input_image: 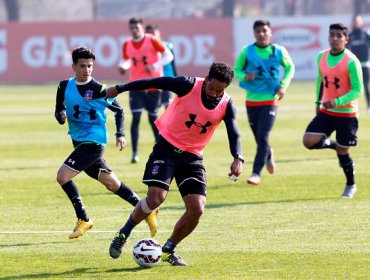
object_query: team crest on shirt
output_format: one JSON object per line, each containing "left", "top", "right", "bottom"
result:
{"left": 84, "top": 90, "right": 93, "bottom": 100}
{"left": 152, "top": 165, "right": 159, "bottom": 175}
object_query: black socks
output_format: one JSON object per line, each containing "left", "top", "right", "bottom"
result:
{"left": 337, "top": 154, "right": 355, "bottom": 186}
{"left": 115, "top": 183, "right": 140, "bottom": 206}
{"left": 61, "top": 181, "right": 89, "bottom": 221}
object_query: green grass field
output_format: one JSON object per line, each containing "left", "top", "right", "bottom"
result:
{"left": 0, "top": 81, "right": 369, "bottom": 279}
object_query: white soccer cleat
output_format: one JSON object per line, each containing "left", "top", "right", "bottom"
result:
{"left": 247, "top": 173, "right": 260, "bottom": 186}
{"left": 340, "top": 184, "right": 357, "bottom": 199}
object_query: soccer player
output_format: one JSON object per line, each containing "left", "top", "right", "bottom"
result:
{"left": 347, "top": 14, "right": 370, "bottom": 114}
{"left": 106, "top": 62, "right": 244, "bottom": 266}
{"left": 303, "top": 23, "right": 363, "bottom": 199}
{"left": 145, "top": 23, "right": 178, "bottom": 109}
{"left": 118, "top": 17, "right": 174, "bottom": 163}
{"left": 234, "top": 20, "right": 295, "bottom": 185}
{"left": 55, "top": 46, "right": 158, "bottom": 239}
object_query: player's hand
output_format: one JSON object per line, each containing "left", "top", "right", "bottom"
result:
{"left": 244, "top": 72, "right": 255, "bottom": 81}
{"left": 116, "top": 136, "right": 126, "bottom": 151}
{"left": 56, "top": 110, "right": 67, "bottom": 124}
{"left": 118, "top": 65, "right": 127, "bottom": 76}
{"left": 323, "top": 99, "right": 335, "bottom": 109}
{"left": 275, "top": 86, "right": 285, "bottom": 100}
{"left": 228, "top": 158, "right": 243, "bottom": 180}
{"left": 145, "top": 65, "right": 155, "bottom": 74}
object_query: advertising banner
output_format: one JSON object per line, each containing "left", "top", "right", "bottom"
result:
{"left": 0, "top": 18, "right": 233, "bottom": 83}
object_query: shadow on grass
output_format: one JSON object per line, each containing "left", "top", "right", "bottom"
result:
{"left": 0, "top": 267, "right": 141, "bottom": 280}
{"left": 0, "top": 240, "right": 67, "bottom": 248}
{"left": 0, "top": 266, "right": 145, "bottom": 279}
{"left": 159, "top": 196, "right": 336, "bottom": 212}
{"left": 205, "top": 197, "right": 335, "bottom": 209}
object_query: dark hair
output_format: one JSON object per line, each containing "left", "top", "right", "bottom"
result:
{"left": 329, "top": 23, "right": 348, "bottom": 36}
{"left": 145, "top": 24, "right": 158, "bottom": 33}
{"left": 71, "top": 46, "right": 95, "bottom": 64}
{"left": 129, "top": 17, "right": 143, "bottom": 25}
{"left": 208, "top": 62, "right": 234, "bottom": 86}
{"left": 253, "top": 20, "right": 271, "bottom": 30}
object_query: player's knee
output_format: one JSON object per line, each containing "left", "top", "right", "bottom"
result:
{"left": 56, "top": 175, "right": 63, "bottom": 185}
{"left": 56, "top": 170, "right": 68, "bottom": 185}
{"left": 302, "top": 135, "right": 314, "bottom": 149}
{"left": 189, "top": 208, "right": 204, "bottom": 221}
{"left": 139, "top": 197, "right": 160, "bottom": 214}
{"left": 303, "top": 140, "right": 312, "bottom": 149}
{"left": 146, "top": 196, "right": 164, "bottom": 210}
{"left": 98, "top": 169, "right": 121, "bottom": 193}
{"left": 103, "top": 182, "right": 119, "bottom": 192}
{"left": 100, "top": 175, "right": 120, "bottom": 193}
{"left": 188, "top": 204, "right": 205, "bottom": 219}
{"left": 146, "top": 191, "right": 166, "bottom": 209}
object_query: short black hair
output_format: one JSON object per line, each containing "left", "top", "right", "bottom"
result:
{"left": 208, "top": 62, "right": 234, "bottom": 86}
{"left": 71, "top": 46, "right": 95, "bottom": 64}
{"left": 145, "top": 24, "right": 158, "bottom": 33}
{"left": 129, "top": 17, "right": 143, "bottom": 25}
{"left": 253, "top": 20, "right": 271, "bottom": 30}
{"left": 329, "top": 23, "right": 348, "bottom": 36}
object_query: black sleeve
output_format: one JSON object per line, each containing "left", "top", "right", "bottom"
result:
{"left": 116, "top": 76, "right": 195, "bottom": 97}
{"left": 107, "top": 99, "right": 125, "bottom": 137}
{"left": 54, "top": 80, "right": 68, "bottom": 124}
{"left": 223, "top": 99, "right": 243, "bottom": 159}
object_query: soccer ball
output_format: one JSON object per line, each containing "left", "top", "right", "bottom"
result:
{"left": 133, "top": 238, "right": 162, "bottom": 268}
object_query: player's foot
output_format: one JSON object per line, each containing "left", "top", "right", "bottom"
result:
{"left": 131, "top": 155, "right": 139, "bottom": 164}
{"left": 367, "top": 107, "right": 370, "bottom": 114}
{"left": 69, "top": 218, "right": 94, "bottom": 239}
{"left": 109, "top": 232, "right": 127, "bottom": 259}
{"left": 340, "top": 184, "right": 357, "bottom": 199}
{"left": 266, "top": 149, "right": 276, "bottom": 174}
{"left": 247, "top": 173, "right": 260, "bottom": 186}
{"left": 162, "top": 251, "right": 188, "bottom": 266}
{"left": 145, "top": 208, "right": 159, "bottom": 237}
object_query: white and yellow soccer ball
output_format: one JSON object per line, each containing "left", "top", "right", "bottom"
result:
{"left": 133, "top": 238, "right": 162, "bottom": 268}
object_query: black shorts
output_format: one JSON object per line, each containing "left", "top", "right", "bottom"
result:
{"left": 64, "top": 142, "right": 112, "bottom": 180}
{"left": 161, "top": 90, "right": 173, "bottom": 106}
{"left": 142, "top": 137, "right": 207, "bottom": 197}
{"left": 129, "top": 90, "right": 161, "bottom": 114}
{"left": 305, "top": 112, "right": 358, "bottom": 147}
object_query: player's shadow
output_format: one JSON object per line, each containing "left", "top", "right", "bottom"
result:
{"left": 0, "top": 268, "right": 95, "bottom": 280}
{"left": 0, "top": 240, "right": 67, "bottom": 248}
{"left": 204, "top": 197, "right": 336, "bottom": 209}
{"left": 0, "top": 266, "right": 154, "bottom": 279}
{"left": 160, "top": 196, "right": 338, "bottom": 212}
{"left": 105, "top": 267, "right": 147, "bottom": 273}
